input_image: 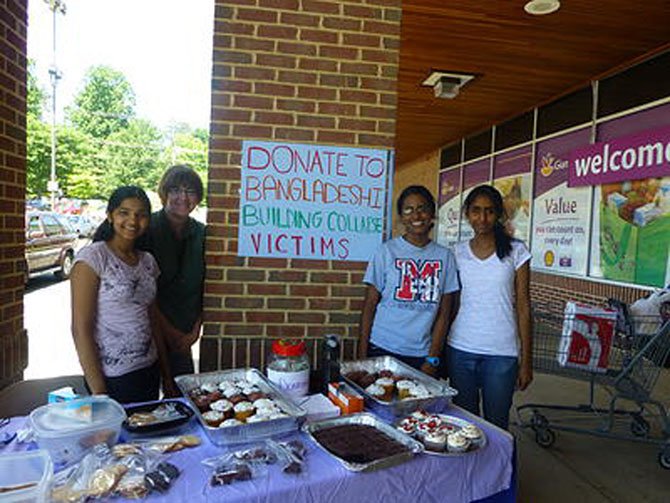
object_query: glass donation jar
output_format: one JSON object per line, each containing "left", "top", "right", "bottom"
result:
{"left": 266, "top": 339, "right": 310, "bottom": 399}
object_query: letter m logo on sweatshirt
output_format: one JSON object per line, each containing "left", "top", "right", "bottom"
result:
{"left": 394, "top": 259, "right": 442, "bottom": 303}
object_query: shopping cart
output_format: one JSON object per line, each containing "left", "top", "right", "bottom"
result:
{"left": 516, "top": 301, "right": 670, "bottom": 469}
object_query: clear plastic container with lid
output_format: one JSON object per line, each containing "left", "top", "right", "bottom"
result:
{"left": 266, "top": 339, "right": 310, "bottom": 399}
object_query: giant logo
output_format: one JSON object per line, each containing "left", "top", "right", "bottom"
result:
{"left": 394, "top": 259, "right": 442, "bottom": 303}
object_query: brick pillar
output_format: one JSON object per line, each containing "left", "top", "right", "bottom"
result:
{"left": 203, "top": 0, "right": 402, "bottom": 370}
{"left": 0, "top": 0, "right": 28, "bottom": 389}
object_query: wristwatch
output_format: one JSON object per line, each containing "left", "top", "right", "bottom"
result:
{"left": 425, "top": 356, "right": 440, "bottom": 367}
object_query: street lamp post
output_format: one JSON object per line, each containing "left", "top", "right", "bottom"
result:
{"left": 45, "top": 0, "right": 66, "bottom": 210}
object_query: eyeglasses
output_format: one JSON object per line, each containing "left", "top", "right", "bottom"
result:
{"left": 168, "top": 186, "right": 198, "bottom": 198}
{"left": 401, "top": 204, "right": 431, "bottom": 216}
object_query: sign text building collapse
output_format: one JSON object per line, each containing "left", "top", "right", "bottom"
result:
{"left": 239, "top": 141, "right": 390, "bottom": 261}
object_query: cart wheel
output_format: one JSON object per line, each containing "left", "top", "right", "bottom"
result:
{"left": 530, "top": 413, "right": 549, "bottom": 430}
{"left": 659, "top": 447, "right": 670, "bottom": 470}
{"left": 535, "top": 428, "right": 556, "bottom": 448}
{"left": 631, "top": 416, "right": 650, "bottom": 437}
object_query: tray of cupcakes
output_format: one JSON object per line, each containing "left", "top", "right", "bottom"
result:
{"left": 395, "top": 410, "right": 486, "bottom": 456}
{"left": 340, "top": 356, "right": 457, "bottom": 420}
{"left": 175, "top": 369, "right": 306, "bottom": 446}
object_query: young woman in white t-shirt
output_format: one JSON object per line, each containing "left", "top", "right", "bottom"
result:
{"left": 70, "top": 186, "right": 172, "bottom": 403}
{"left": 446, "top": 185, "right": 532, "bottom": 429}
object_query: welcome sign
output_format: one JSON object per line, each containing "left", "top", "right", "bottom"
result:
{"left": 568, "top": 125, "right": 670, "bottom": 187}
{"left": 239, "top": 140, "right": 391, "bottom": 261}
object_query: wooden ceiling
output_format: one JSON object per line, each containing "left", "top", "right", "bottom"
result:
{"left": 395, "top": 1, "right": 670, "bottom": 166}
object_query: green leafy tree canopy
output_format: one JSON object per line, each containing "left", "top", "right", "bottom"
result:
{"left": 66, "top": 65, "right": 136, "bottom": 139}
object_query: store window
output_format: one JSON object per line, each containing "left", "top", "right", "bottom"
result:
{"left": 537, "top": 86, "right": 592, "bottom": 138}
{"left": 440, "top": 142, "right": 461, "bottom": 169}
{"left": 495, "top": 111, "right": 534, "bottom": 151}
{"left": 598, "top": 51, "right": 670, "bottom": 118}
{"left": 463, "top": 129, "right": 492, "bottom": 161}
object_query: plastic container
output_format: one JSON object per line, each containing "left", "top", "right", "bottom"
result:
{"left": 29, "top": 396, "right": 126, "bottom": 467}
{"left": 0, "top": 450, "right": 52, "bottom": 502}
{"left": 267, "top": 339, "right": 310, "bottom": 399}
{"left": 122, "top": 399, "right": 195, "bottom": 438}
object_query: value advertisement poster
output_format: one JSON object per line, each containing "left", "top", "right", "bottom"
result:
{"left": 493, "top": 146, "right": 532, "bottom": 244}
{"left": 437, "top": 167, "right": 462, "bottom": 248}
{"left": 459, "top": 159, "right": 491, "bottom": 242}
{"left": 583, "top": 105, "right": 670, "bottom": 287}
{"left": 531, "top": 128, "right": 592, "bottom": 275}
{"left": 238, "top": 141, "right": 391, "bottom": 261}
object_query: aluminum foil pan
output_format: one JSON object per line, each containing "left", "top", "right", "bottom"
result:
{"left": 340, "top": 356, "right": 457, "bottom": 420}
{"left": 175, "top": 368, "right": 306, "bottom": 446}
{"left": 303, "top": 412, "right": 423, "bottom": 472}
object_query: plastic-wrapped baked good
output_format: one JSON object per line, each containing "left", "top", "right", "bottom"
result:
{"left": 210, "top": 463, "right": 253, "bottom": 486}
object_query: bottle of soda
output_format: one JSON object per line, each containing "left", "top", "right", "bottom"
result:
{"left": 321, "top": 334, "right": 341, "bottom": 394}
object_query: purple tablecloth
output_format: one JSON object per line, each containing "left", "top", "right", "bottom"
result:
{"left": 3, "top": 404, "right": 514, "bottom": 503}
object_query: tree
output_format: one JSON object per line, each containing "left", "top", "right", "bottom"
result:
{"left": 67, "top": 65, "right": 136, "bottom": 139}
{"left": 163, "top": 123, "right": 209, "bottom": 191}
{"left": 27, "top": 60, "right": 46, "bottom": 119}
{"left": 97, "top": 118, "right": 163, "bottom": 194}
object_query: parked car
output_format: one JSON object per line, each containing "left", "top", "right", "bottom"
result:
{"left": 66, "top": 214, "right": 97, "bottom": 238}
{"left": 25, "top": 211, "right": 78, "bottom": 281}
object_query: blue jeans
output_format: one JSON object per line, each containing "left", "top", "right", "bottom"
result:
{"left": 447, "top": 346, "right": 518, "bottom": 430}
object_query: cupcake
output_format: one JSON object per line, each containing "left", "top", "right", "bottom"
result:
{"left": 245, "top": 413, "right": 269, "bottom": 424}
{"left": 219, "top": 384, "right": 241, "bottom": 398}
{"left": 206, "top": 390, "right": 223, "bottom": 402}
{"left": 411, "top": 409, "right": 430, "bottom": 421}
{"left": 210, "top": 399, "right": 233, "bottom": 418}
{"left": 247, "top": 391, "right": 267, "bottom": 402}
{"left": 396, "top": 380, "right": 416, "bottom": 399}
{"left": 416, "top": 421, "right": 434, "bottom": 438}
{"left": 219, "top": 418, "right": 243, "bottom": 428}
{"left": 446, "top": 432, "right": 470, "bottom": 453}
{"left": 241, "top": 385, "right": 261, "bottom": 396}
{"left": 365, "top": 383, "right": 387, "bottom": 401}
{"left": 378, "top": 369, "right": 394, "bottom": 378}
{"left": 359, "top": 373, "right": 378, "bottom": 388}
{"left": 252, "top": 398, "right": 275, "bottom": 409}
{"left": 201, "top": 382, "right": 219, "bottom": 394}
{"left": 192, "top": 394, "right": 212, "bottom": 412}
{"left": 228, "top": 394, "right": 248, "bottom": 405}
{"left": 202, "top": 410, "right": 225, "bottom": 427}
{"left": 396, "top": 418, "right": 416, "bottom": 436}
{"left": 375, "top": 377, "right": 395, "bottom": 400}
{"left": 461, "top": 423, "right": 483, "bottom": 443}
{"left": 234, "top": 401, "right": 255, "bottom": 422}
{"left": 423, "top": 430, "right": 448, "bottom": 452}
{"left": 410, "top": 383, "right": 431, "bottom": 399}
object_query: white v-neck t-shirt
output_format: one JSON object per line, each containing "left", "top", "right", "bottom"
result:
{"left": 448, "top": 240, "right": 531, "bottom": 357}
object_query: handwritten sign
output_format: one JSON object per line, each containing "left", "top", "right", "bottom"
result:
{"left": 239, "top": 141, "right": 390, "bottom": 261}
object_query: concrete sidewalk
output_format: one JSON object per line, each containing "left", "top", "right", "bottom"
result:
{"left": 512, "top": 369, "right": 670, "bottom": 502}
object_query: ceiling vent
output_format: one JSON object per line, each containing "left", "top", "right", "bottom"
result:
{"left": 421, "top": 71, "right": 476, "bottom": 99}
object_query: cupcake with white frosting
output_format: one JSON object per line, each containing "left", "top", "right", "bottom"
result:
{"left": 202, "top": 410, "right": 225, "bottom": 427}
{"left": 423, "top": 430, "right": 448, "bottom": 452}
{"left": 461, "top": 423, "right": 483, "bottom": 442}
{"left": 396, "top": 380, "right": 416, "bottom": 399}
{"left": 446, "top": 432, "right": 470, "bottom": 453}
{"left": 233, "top": 401, "right": 255, "bottom": 422}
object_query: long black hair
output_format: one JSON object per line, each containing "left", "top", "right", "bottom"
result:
{"left": 92, "top": 186, "right": 151, "bottom": 242}
{"left": 463, "top": 184, "right": 513, "bottom": 260}
{"left": 396, "top": 185, "right": 436, "bottom": 216}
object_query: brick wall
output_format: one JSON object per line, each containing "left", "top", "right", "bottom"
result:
{"left": 202, "top": 0, "right": 402, "bottom": 371}
{"left": 0, "top": 0, "right": 28, "bottom": 389}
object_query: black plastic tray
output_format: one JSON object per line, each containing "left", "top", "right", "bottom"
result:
{"left": 122, "top": 400, "right": 194, "bottom": 436}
